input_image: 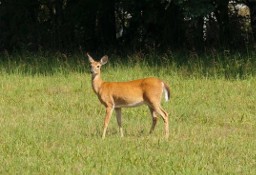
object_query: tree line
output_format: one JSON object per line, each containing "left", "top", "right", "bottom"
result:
{"left": 0, "top": 0, "right": 256, "bottom": 53}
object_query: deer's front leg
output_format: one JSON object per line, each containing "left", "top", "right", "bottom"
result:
{"left": 102, "top": 106, "right": 114, "bottom": 139}
{"left": 115, "top": 108, "right": 124, "bottom": 137}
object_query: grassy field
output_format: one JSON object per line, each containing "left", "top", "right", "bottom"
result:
{"left": 0, "top": 53, "right": 256, "bottom": 174}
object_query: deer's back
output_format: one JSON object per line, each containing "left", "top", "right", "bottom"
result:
{"left": 98, "top": 77, "right": 164, "bottom": 107}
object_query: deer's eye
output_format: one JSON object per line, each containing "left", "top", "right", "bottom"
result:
{"left": 97, "top": 65, "right": 100, "bottom": 68}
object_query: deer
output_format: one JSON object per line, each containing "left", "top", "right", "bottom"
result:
{"left": 88, "top": 53, "right": 171, "bottom": 139}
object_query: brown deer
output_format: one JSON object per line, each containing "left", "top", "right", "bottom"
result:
{"left": 88, "top": 53, "right": 170, "bottom": 139}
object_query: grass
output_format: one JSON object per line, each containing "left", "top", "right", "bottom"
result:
{"left": 0, "top": 52, "right": 256, "bottom": 174}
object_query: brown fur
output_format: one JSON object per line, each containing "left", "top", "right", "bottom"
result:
{"left": 88, "top": 53, "right": 170, "bottom": 139}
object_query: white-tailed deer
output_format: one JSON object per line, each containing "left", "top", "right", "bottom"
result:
{"left": 88, "top": 53, "right": 170, "bottom": 139}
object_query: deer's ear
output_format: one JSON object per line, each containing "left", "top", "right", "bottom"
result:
{"left": 87, "top": 53, "right": 94, "bottom": 63}
{"left": 100, "top": 55, "right": 108, "bottom": 65}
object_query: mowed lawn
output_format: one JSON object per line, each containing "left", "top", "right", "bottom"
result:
{"left": 0, "top": 64, "right": 255, "bottom": 174}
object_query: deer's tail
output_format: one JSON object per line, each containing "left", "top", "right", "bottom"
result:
{"left": 163, "top": 82, "right": 171, "bottom": 102}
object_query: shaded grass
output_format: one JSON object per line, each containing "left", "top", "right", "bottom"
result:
{"left": 0, "top": 53, "right": 256, "bottom": 174}
{"left": 1, "top": 51, "right": 256, "bottom": 78}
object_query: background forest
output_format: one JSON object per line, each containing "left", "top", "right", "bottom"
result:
{"left": 1, "top": 0, "right": 256, "bottom": 54}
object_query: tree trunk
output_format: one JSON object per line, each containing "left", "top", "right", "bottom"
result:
{"left": 97, "top": 0, "right": 116, "bottom": 49}
{"left": 215, "top": 0, "right": 231, "bottom": 48}
{"left": 246, "top": 0, "right": 256, "bottom": 44}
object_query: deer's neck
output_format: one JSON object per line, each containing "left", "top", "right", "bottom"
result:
{"left": 91, "top": 73, "right": 103, "bottom": 94}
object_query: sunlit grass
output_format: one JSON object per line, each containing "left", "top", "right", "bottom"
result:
{"left": 0, "top": 53, "right": 255, "bottom": 174}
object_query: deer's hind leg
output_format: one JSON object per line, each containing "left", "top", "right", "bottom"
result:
{"left": 149, "top": 107, "right": 158, "bottom": 134}
{"left": 148, "top": 102, "right": 169, "bottom": 139}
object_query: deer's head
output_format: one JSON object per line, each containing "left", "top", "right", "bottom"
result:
{"left": 87, "top": 53, "right": 108, "bottom": 75}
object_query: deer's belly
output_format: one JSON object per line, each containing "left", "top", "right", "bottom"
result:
{"left": 114, "top": 101, "right": 145, "bottom": 108}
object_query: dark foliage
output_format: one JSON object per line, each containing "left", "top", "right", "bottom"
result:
{"left": 0, "top": 0, "right": 255, "bottom": 53}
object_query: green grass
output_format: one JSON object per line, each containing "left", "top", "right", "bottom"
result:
{"left": 0, "top": 53, "right": 256, "bottom": 174}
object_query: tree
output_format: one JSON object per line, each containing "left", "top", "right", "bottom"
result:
{"left": 0, "top": 0, "right": 255, "bottom": 52}
{"left": 0, "top": 0, "right": 39, "bottom": 51}
{"left": 245, "top": 0, "right": 256, "bottom": 44}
